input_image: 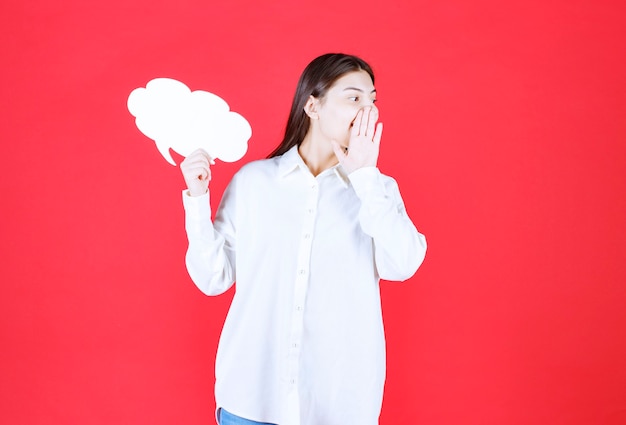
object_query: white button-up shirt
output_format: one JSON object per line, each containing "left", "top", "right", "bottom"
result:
{"left": 183, "top": 145, "right": 426, "bottom": 425}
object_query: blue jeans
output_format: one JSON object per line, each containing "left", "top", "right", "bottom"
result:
{"left": 218, "top": 408, "right": 277, "bottom": 425}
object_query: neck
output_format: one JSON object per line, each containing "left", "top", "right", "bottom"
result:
{"left": 298, "top": 133, "right": 338, "bottom": 176}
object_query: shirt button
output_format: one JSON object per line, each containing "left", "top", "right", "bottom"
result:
{"left": 299, "top": 269, "right": 306, "bottom": 275}
{"left": 304, "top": 233, "right": 310, "bottom": 239}
{"left": 296, "top": 306, "right": 302, "bottom": 311}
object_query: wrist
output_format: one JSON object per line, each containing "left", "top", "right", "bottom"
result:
{"left": 186, "top": 188, "right": 208, "bottom": 197}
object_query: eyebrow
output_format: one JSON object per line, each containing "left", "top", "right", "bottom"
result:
{"left": 343, "top": 87, "right": 377, "bottom": 94}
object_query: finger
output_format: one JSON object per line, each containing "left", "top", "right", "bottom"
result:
{"left": 351, "top": 109, "right": 363, "bottom": 137}
{"left": 195, "top": 148, "right": 211, "bottom": 158}
{"left": 373, "top": 122, "right": 383, "bottom": 148}
{"left": 198, "top": 150, "right": 215, "bottom": 165}
{"left": 185, "top": 154, "right": 211, "bottom": 169}
{"left": 359, "top": 107, "right": 370, "bottom": 136}
{"left": 182, "top": 161, "right": 207, "bottom": 176}
{"left": 186, "top": 166, "right": 209, "bottom": 180}
{"left": 188, "top": 149, "right": 214, "bottom": 165}
{"left": 198, "top": 153, "right": 215, "bottom": 166}
{"left": 187, "top": 148, "right": 206, "bottom": 161}
{"left": 366, "top": 107, "right": 378, "bottom": 138}
{"left": 182, "top": 152, "right": 202, "bottom": 166}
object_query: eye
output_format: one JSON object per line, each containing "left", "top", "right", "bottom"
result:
{"left": 348, "top": 96, "right": 359, "bottom": 102}
{"left": 372, "top": 98, "right": 378, "bottom": 104}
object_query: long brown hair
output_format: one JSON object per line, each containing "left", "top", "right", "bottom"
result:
{"left": 268, "top": 53, "right": 375, "bottom": 158}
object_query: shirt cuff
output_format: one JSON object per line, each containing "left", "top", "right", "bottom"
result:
{"left": 348, "top": 167, "right": 387, "bottom": 200}
{"left": 182, "top": 189, "right": 212, "bottom": 220}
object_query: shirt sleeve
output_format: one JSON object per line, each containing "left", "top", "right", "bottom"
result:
{"left": 348, "top": 166, "right": 427, "bottom": 281}
{"left": 182, "top": 180, "right": 237, "bottom": 296}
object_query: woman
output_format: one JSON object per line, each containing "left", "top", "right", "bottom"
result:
{"left": 181, "top": 53, "right": 427, "bottom": 425}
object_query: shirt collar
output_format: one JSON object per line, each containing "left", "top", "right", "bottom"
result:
{"left": 277, "top": 145, "right": 303, "bottom": 178}
{"left": 277, "top": 145, "right": 350, "bottom": 188}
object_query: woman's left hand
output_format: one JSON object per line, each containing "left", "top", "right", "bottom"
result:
{"left": 332, "top": 106, "right": 383, "bottom": 174}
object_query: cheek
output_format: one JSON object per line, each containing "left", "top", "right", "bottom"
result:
{"left": 335, "top": 112, "right": 357, "bottom": 136}
{"left": 341, "top": 108, "right": 360, "bottom": 129}
{"left": 319, "top": 106, "right": 360, "bottom": 141}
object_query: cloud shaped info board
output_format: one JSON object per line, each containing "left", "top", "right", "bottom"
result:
{"left": 128, "top": 78, "right": 251, "bottom": 165}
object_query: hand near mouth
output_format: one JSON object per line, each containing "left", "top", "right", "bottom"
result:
{"left": 332, "top": 106, "right": 383, "bottom": 174}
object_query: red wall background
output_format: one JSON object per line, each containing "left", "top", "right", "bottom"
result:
{"left": 1, "top": 0, "right": 625, "bottom": 424}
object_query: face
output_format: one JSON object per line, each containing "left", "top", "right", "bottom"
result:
{"left": 307, "top": 70, "right": 377, "bottom": 147}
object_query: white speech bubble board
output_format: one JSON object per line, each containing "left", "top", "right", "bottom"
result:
{"left": 128, "top": 78, "right": 251, "bottom": 165}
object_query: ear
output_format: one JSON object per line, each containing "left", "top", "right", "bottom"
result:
{"left": 303, "top": 95, "right": 319, "bottom": 119}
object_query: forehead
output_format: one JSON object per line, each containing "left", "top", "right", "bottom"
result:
{"left": 329, "top": 70, "right": 374, "bottom": 91}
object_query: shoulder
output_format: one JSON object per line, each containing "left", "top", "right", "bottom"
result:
{"left": 230, "top": 156, "right": 281, "bottom": 186}
{"left": 237, "top": 156, "right": 279, "bottom": 176}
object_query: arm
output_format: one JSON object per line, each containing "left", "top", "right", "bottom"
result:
{"left": 181, "top": 149, "right": 236, "bottom": 295}
{"left": 349, "top": 167, "right": 426, "bottom": 281}
{"left": 333, "top": 106, "right": 426, "bottom": 281}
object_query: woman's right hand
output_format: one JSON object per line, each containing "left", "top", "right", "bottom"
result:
{"left": 180, "top": 149, "right": 215, "bottom": 196}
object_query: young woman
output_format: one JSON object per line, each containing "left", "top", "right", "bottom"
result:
{"left": 180, "top": 53, "right": 427, "bottom": 425}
